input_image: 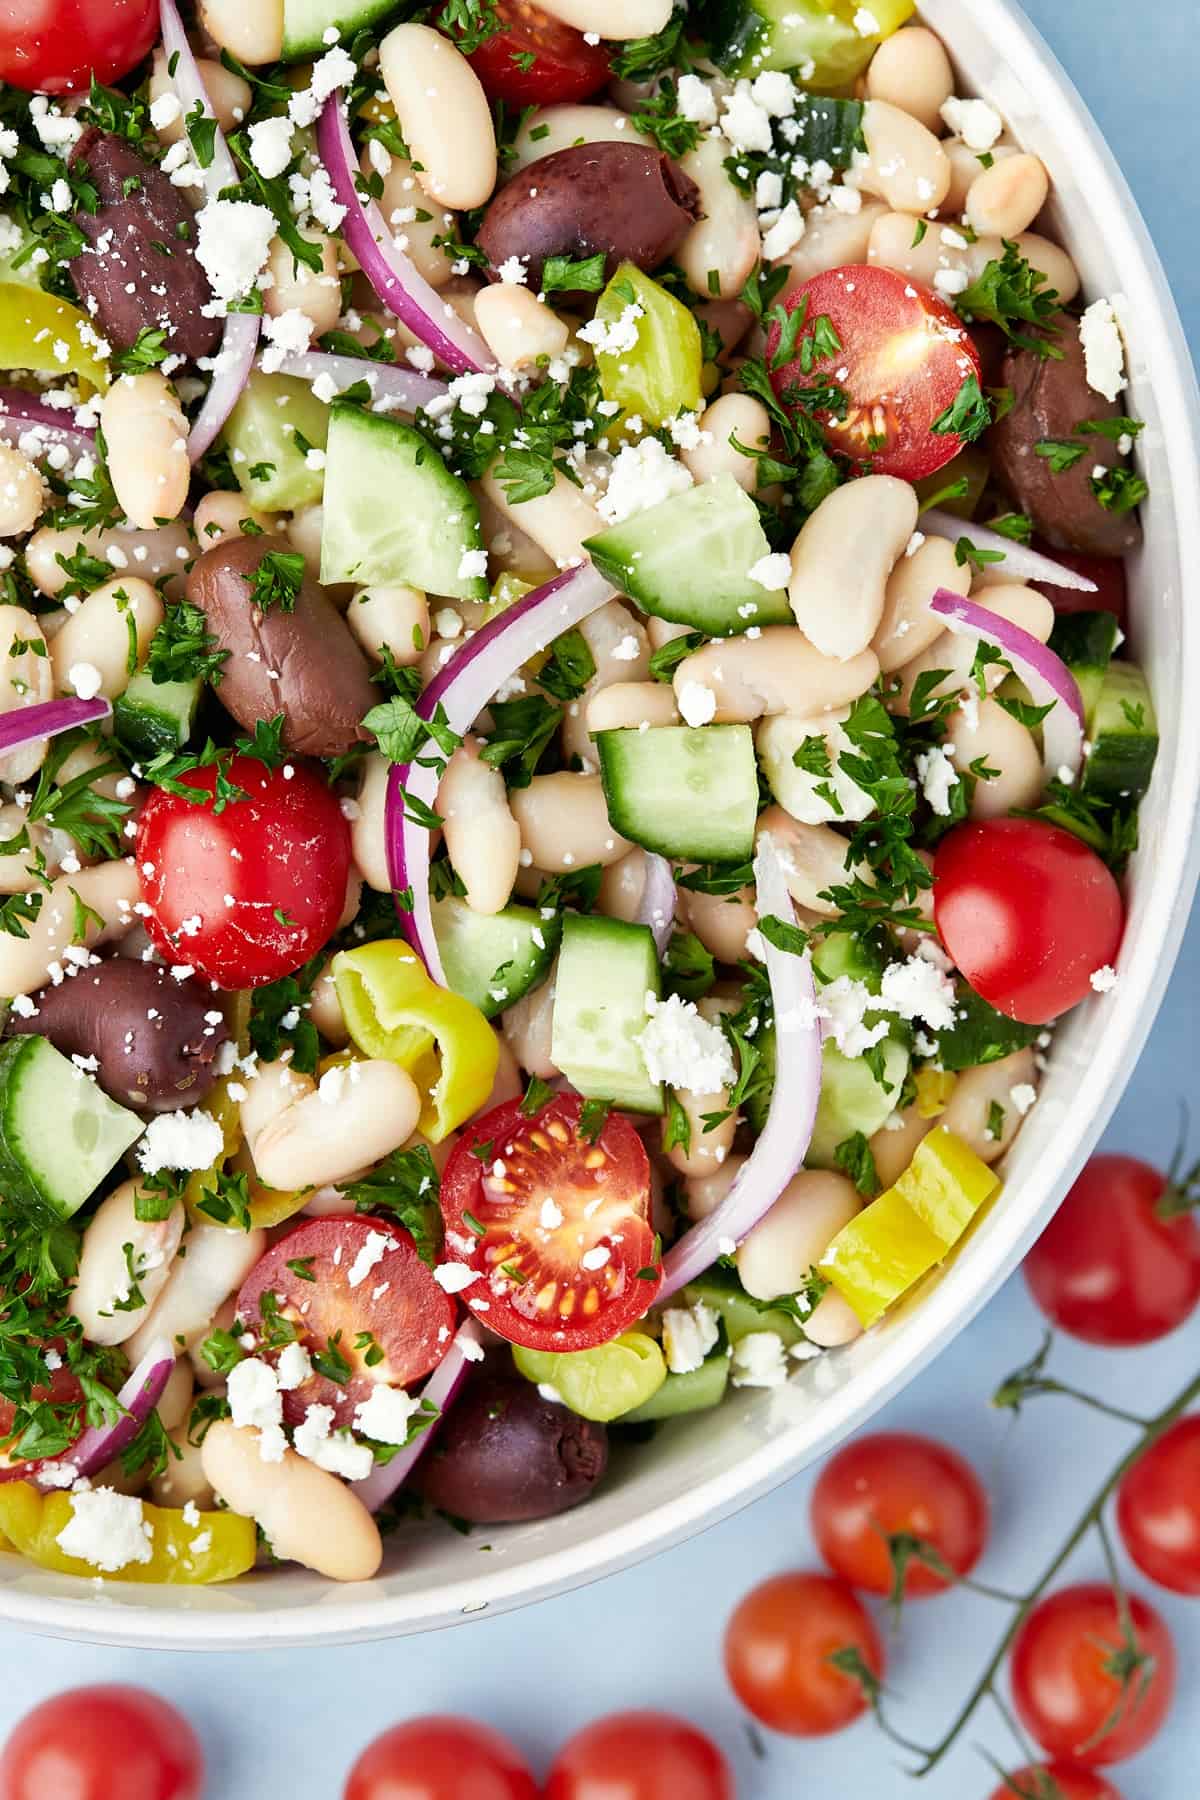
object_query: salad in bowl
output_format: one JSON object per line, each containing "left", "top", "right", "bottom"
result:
{"left": 0, "top": 0, "right": 1157, "bottom": 1592}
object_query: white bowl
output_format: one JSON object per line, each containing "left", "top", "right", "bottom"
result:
{"left": 5, "top": 0, "right": 1199, "bottom": 1649}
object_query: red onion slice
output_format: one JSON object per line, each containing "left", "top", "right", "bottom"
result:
{"left": 265, "top": 349, "right": 448, "bottom": 415}
{"left": 930, "top": 587, "right": 1086, "bottom": 780}
{"left": 386, "top": 562, "right": 617, "bottom": 984}
{"left": 635, "top": 852, "right": 677, "bottom": 956}
{"left": 35, "top": 1339, "right": 175, "bottom": 1489}
{"left": 0, "top": 695, "right": 110, "bottom": 758}
{"left": 316, "top": 96, "right": 496, "bottom": 379}
{"left": 0, "top": 387, "right": 95, "bottom": 465}
{"left": 659, "top": 836, "right": 823, "bottom": 1301}
{"left": 922, "top": 510, "right": 1098, "bottom": 593}
{"left": 353, "top": 1320, "right": 485, "bottom": 1514}
{"left": 159, "top": 0, "right": 262, "bottom": 460}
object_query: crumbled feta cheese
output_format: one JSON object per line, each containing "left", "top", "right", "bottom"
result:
{"left": 496, "top": 255, "right": 528, "bottom": 285}
{"left": 731, "top": 1331, "right": 789, "bottom": 1389}
{"left": 293, "top": 1404, "right": 375, "bottom": 1480}
{"left": 915, "top": 744, "right": 960, "bottom": 816}
{"left": 287, "top": 46, "right": 356, "bottom": 129}
{"left": 136, "top": 1108, "right": 224, "bottom": 1175}
{"left": 195, "top": 200, "right": 275, "bottom": 305}
{"left": 610, "top": 633, "right": 642, "bottom": 662}
{"left": 854, "top": 7, "right": 880, "bottom": 33}
{"left": 1010, "top": 1082, "right": 1038, "bottom": 1117}
{"left": 934, "top": 267, "right": 970, "bottom": 298}
{"left": 227, "top": 1358, "right": 288, "bottom": 1463}
{"left": 433, "top": 1262, "right": 481, "bottom": 1294}
{"left": 818, "top": 975, "right": 891, "bottom": 1058}
{"left": 761, "top": 200, "right": 806, "bottom": 260}
{"left": 1090, "top": 964, "right": 1118, "bottom": 993}
{"left": 260, "top": 306, "right": 314, "bottom": 373}
{"left": 458, "top": 547, "right": 488, "bottom": 582}
{"left": 597, "top": 437, "right": 692, "bottom": 525}
{"left": 149, "top": 92, "right": 182, "bottom": 131}
{"left": 276, "top": 1342, "right": 313, "bottom": 1391}
{"left": 755, "top": 169, "right": 784, "bottom": 211}
{"left": 635, "top": 993, "right": 736, "bottom": 1094}
{"left": 677, "top": 679, "right": 717, "bottom": 727}
{"left": 825, "top": 184, "right": 864, "bottom": 215}
{"left": 662, "top": 1300, "right": 721, "bottom": 1375}
{"left": 676, "top": 73, "right": 718, "bottom": 126}
{"left": 247, "top": 115, "right": 295, "bottom": 181}
{"left": 720, "top": 83, "right": 775, "bottom": 154}
{"left": 878, "top": 954, "right": 959, "bottom": 1033}
{"left": 1078, "top": 296, "right": 1128, "bottom": 403}
{"left": 750, "top": 71, "right": 797, "bottom": 118}
{"left": 347, "top": 1228, "right": 394, "bottom": 1290}
{"left": 56, "top": 1489, "right": 153, "bottom": 1572}
{"left": 747, "top": 551, "right": 791, "bottom": 590}
{"left": 940, "top": 96, "right": 1004, "bottom": 152}
{"left": 67, "top": 661, "right": 103, "bottom": 700}
{"left": 354, "top": 1384, "right": 420, "bottom": 1445}
{"left": 578, "top": 301, "right": 643, "bottom": 358}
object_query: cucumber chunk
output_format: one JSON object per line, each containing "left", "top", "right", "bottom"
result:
{"left": 223, "top": 371, "right": 329, "bottom": 513}
{"left": 114, "top": 669, "right": 201, "bottom": 759}
{"left": 0, "top": 1037, "right": 143, "bottom": 1219}
{"left": 682, "top": 1267, "right": 805, "bottom": 1348}
{"left": 806, "top": 1039, "right": 911, "bottom": 1168}
{"left": 584, "top": 473, "right": 792, "bottom": 635}
{"left": 1048, "top": 610, "right": 1119, "bottom": 728}
{"left": 1081, "top": 661, "right": 1159, "bottom": 803}
{"left": 550, "top": 914, "right": 662, "bottom": 1114}
{"left": 620, "top": 1342, "right": 731, "bottom": 1423}
{"left": 432, "top": 895, "right": 559, "bottom": 1020}
{"left": 281, "top": 0, "right": 396, "bottom": 59}
{"left": 320, "top": 404, "right": 487, "bottom": 601}
{"left": 596, "top": 724, "right": 758, "bottom": 862}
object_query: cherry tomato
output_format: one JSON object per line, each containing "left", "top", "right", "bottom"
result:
{"left": 237, "top": 1216, "right": 457, "bottom": 1429}
{"left": 1117, "top": 1416, "right": 1200, "bottom": 1595}
{"left": 136, "top": 755, "right": 351, "bottom": 990}
{"left": 987, "top": 1765, "right": 1124, "bottom": 1800}
{"left": 0, "top": 0, "right": 157, "bottom": 93}
{"left": 0, "top": 1356, "right": 82, "bottom": 1483}
{"left": 765, "top": 265, "right": 983, "bottom": 481}
{"left": 455, "top": 0, "right": 611, "bottom": 105}
{"left": 933, "top": 818, "right": 1124, "bottom": 1025}
{"left": 1031, "top": 543, "right": 1128, "bottom": 626}
{"left": 344, "top": 1716, "right": 537, "bottom": 1800}
{"left": 543, "top": 1712, "right": 733, "bottom": 1800}
{"left": 440, "top": 1094, "right": 660, "bottom": 1352}
{"left": 1010, "top": 1584, "right": 1175, "bottom": 1766}
{"left": 0, "top": 1685, "right": 202, "bottom": 1800}
{"left": 811, "top": 1431, "right": 989, "bottom": 1599}
{"left": 1023, "top": 1154, "right": 1200, "bottom": 1346}
{"left": 724, "top": 1571, "right": 884, "bottom": 1737}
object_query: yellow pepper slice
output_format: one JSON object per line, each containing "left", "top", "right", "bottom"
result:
{"left": 333, "top": 941, "right": 499, "bottom": 1142}
{"left": 0, "top": 285, "right": 109, "bottom": 393}
{"left": 819, "top": 1128, "right": 1001, "bottom": 1327}
{"left": 915, "top": 1068, "right": 957, "bottom": 1119}
{"left": 512, "top": 1333, "right": 667, "bottom": 1422}
{"left": 0, "top": 1483, "right": 256, "bottom": 1584}
{"left": 593, "top": 263, "right": 702, "bottom": 431}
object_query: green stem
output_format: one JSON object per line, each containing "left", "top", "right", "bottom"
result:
{"left": 1031, "top": 1381, "right": 1153, "bottom": 1429}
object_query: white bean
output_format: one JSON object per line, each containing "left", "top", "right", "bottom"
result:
{"left": 966, "top": 153, "right": 1050, "bottom": 239}
{"left": 242, "top": 1057, "right": 422, "bottom": 1191}
{"left": 24, "top": 519, "right": 193, "bottom": 598}
{"left": 664, "top": 1084, "right": 737, "bottom": 1180}
{"left": 202, "top": 1421, "right": 382, "bottom": 1581}
{"left": 189, "top": 1297, "right": 237, "bottom": 1389}
{"left": 789, "top": 475, "right": 919, "bottom": 662}
{"left": 0, "top": 858, "right": 139, "bottom": 998}
{"left": 685, "top": 1154, "right": 746, "bottom": 1222}
{"left": 737, "top": 1170, "right": 860, "bottom": 1301}
{"left": 889, "top": 583, "right": 1054, "bottom": 713}
{"left": 286, "top": 502, "right": 325, "bottom": 582}
{"left": 804, "top": 1289, "right": 864, "bottom": 1348}
{"left": 126, "top": 1222, "right": 266, "bottom": 1368}
{"left": 510, "top": 105, "right": 653, "bottom": 177}
{"left": 534, "top": 0, "right": 672, "bottom": 33}
{"left": 501, "top": 966, "right": 557, "bottom": 1078}
{"left": 942, "top": 136, "right": 1015, "bottom": 213}
{"left": 352, "top": 751, "right": 392, "bottom": 894}
{"left": 676, "top": 133, "right": 761, "bottom": 301}
{"left": 755, "top": 808, "right": 859, "bottom": 918}
{"left": 193, "top": 489, "right": 275, "bottom": 547}
{"left": 438, "top": 736, "right": 521, "bottom": 916}
{"left": 869, "top": 1104, "right": 933, "bottom": 1188}
{"left": 674, "top": 628, "right": 879, "bottom": 723}
{"left": 598, "top": 848, "right": 651, "bottom": 924}
{"left": 152, "top": 1427, "right": 215, "bottom": 1512}
{"left": 509, "top": 773, "right": 630, "bottom": 870}
{"left": 850, "top": 100, "right": 951, "bottom": 214}
{"left": 872, "top": 535, "right": 969, "bottom": 673}
{"left": 946, "top": 697, "right": 1043, "bottom": 818}
{"left": 72, "top": 1179, "right": 186, "bottom": 1348}
{"left": 380, "top": 24, "right": 496, "bottom": 210}
{"left": 681, "top": 394, "right": 768, "bottom": 492}
{"left": 50, "top": 576, "right": 163, "bottom": 702}
{"left": 941, "top": 1049, "right": 1037, "bottom": 1164}
{"left": 868, "top": 210, "right": 979, "bottom": 287}
{"left": 1008, "top": 231, "right": 1080, "bottom": 307}
{"left": 101, "top": 374, "right": 189, "bottom": 531}
{"left": 263, "top": 230, "right": 342, "bottom": 337}
{"left": 0, "top": 443, "right": 45, "bottom": 537}
{"left": 780, "top": 199, "right": 888, "bottom": 294}
{"left": 866, "top": 27, "right": 955, "bottom": 134}
{"left": 586, "top": 682, "right": 679, "bottom": 734}
{"left": 679, "top": 878, "right": 758, "bottom": 963}
{"left": 307, "top": 958, "right": 348, "bottom": 1047}
{"left": 373, "top": 152, "right": 458, "bottom": 293}
{"left": 155, "top": 1358, "right": 194, "bottom": 1437}
{"left": 480, "top": 468, "right": 602, "bottom": 571}
{"left": 346, "top": 584, "right": 428, "bottom": 667}
{"left": 196, "top": 0, "right": 282, "bottom": 64}
{"left": 0, "top": 606, "right": 51, "bottom": 783}
{"left": 563, "top": 600, "right": 651, "bottom": 764}
{"left": 475, "top": 285, "right": 570, "bottom": 370}
{"left": 150, "top": 49, "right": 249, "bottom": 139}
{"left": 0, "top": 805, "right": 48, "bottom": 893}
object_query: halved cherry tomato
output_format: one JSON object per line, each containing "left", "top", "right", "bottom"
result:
{"left": 0, "top": 1685, "right": 202, "bottom": 1800}
{"left": 1023, "top": 1154, "right": 1200, "bottom": 1346}
{"left": 811, "top": 1431, "right": 989, "bottom": 1599}
{"left": 1117, "top": 1416, "right": 1200, "bottom": 1596}
{"left": 136, "top": 756, "right": 351, "bottom": 991}
{"left": 236, "top": 1217, "right": 456, "bottom": 1429}
{"left": 345, "top": 1717, "right": 538, "bottom": 1800}
{"left": 0, "top": 1356, "right": 82, "bottom": 1484}
{"left": 766, "top": 265, "right": 983, "bottom": 481}
{"left": 453, "top": 1, "right": 611, "bottom": 106}
{"left": 724, "top": 1571, "right": 884, "bottom": 1737}
{"left": 544, "top": 1712, "right": 733, "bottom": 1800}
{"left": 933, "top": 818, "right": 1124, "bottom": 1024}
{"left": 0, "top": 0, "right": 157, "bottom": 94}
{"left": 1010, "top": 1584, "right": 1175, "bottom": 1767}
{"left": 440, "top": 1095, "right": 659, "bottom": 1352}
{"left": 987, "top": 1765, "right": 1124, "bottom": 1800}
{"left": 1031, "top": 543, "right": 1128, "bottom": 626}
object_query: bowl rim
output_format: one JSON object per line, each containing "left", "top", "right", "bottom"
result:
{"left": 5, "top": 0, "right": 1200, "bottom": 1650}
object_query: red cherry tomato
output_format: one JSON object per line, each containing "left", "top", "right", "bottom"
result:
{"left": 136, "top": 755, "right": 351, "bottom": 990}
{"left": 1023, "top": 1153, "right": 1200, "bottom": 1346}
{"left": 0, "top": 1355, "right": 82, "bottom": 1483}
{"left": 0, "top": 0, "right": 157, "bottom": 93}
{"left": 237, "top": 1216, "right": 457, "bottom": 1428}
{"left": 811, "top": 1431, "right": 989, "bottom": 1599}
{"left": 0, "top": 1685, "right": 202, "bottom": 1800}
{"left": 1117, "top": 1416, "right": 1200, "bottom": 1595}
{"left": 766, "top": 265, "right": 983, "bottom": 481}
{"left": 724, "top": 1571, "right": 884, "bottom": 1737}
{"left": 1031, "top": 543, "right": 1128, "bottom": 626}
{"left": 933, "top": 818, "right": 1124, "bottom": 1024}
{"left": 987, "top": 1765, "right": 1124, "bottom": 1800}
{"left": 455, "top": 0, "right": 611, "bottom": 105}
{"left": 344, "top": 1716, "right": 537, "bottom": 1800}
{"left": 1010, "top": 1584, "right": 1175, "bottom": 1766}
{"left": 544, "top": 1711, "right": 733, "bottom": 1800}
{"left": 440, "top": 1094, "right": 660, "bottom": 1352}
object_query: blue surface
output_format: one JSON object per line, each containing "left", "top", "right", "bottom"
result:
{"left": 2, "top": 5, "right": 1198, "bottom": 1795}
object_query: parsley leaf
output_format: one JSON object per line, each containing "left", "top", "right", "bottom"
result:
{"left": 956, "top": 242, "right": 1064, "bottom": 355}
{"left": 144, "top": 598, "right": 229, "bottom": 686}
{"left": 540, "top": 252, "right": 608, "bottom": 296}
{"left": 248, "top": 549, "right": 305, "bottom": 612}
{"left": 931, "top": 372, "right": 992, "bottom": 444}
{"left": 343, "top": 1145, "right": 443, "bottom": 1267}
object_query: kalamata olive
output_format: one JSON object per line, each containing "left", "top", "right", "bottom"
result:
{"left": 412, "top": 1372, "right": 608, "bottom": 1524}
{"left": 476, "top": 143, "right": 700, "bottom": 298}
{"left": 69, "top": 129, "right": 221, "bottom": 365}
{"left": 990, "top": 326, "right": 1142, "bottom": 557}
{"left": 188, "top": 536, "right": 376, "bottom": 759}
{"left": 8, "top": 955, "right": 228, "bottom": 1112}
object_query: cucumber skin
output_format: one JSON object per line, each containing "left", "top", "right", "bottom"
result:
{"left": 597, "top": 725, "right": 758, "bottom": 863}
{"left": 0, "top": 1039, "right": 48, "bottom": 1211}
{"left": 114, "top": 674, "right": 200, "bottom": 759}
{"left": 433, "top": 897, "right": 560, "bottom": 1020}
{"left": 551, "top": 914, "right": 662, "bottom": 1114}
{"left": 1082, "top": 662, "right": 1159, "bottom": 803}
{"left": 282, "top": 0, "right": 396, "bottom": 58}
{"left": 586, "top": 539, "right": 792, "bottom": 634}
{"left": 620, "top": 1348, "right": 731, "bottom": 1423}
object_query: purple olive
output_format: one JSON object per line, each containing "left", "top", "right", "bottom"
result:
{"left": 413, "top": 1373, "right": 608, "bottom": 1524}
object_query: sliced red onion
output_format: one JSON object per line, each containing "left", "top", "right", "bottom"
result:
{"left": 317, "top": 96, "right": 495, "bottom": 379}
{"left": 930, "top": 587, "right": 1086, "bottom": 780}
{"left": 265, "top": 349, "right": 448, "bottom": 415}
{"left": 922, "top": 510, "right": 1097, "bottom": 593}
{"left": 353, "top": 1319, "right": 485, "bottom": 1514}
{"left": 159, "top": 0, "right": 261, "bottom": 460}
{"left": 36, "top": 1338, "right": 175, "bottom": 1489}
{"left": 387, "top": 562, "right": 618, "bottom": 985}
{"left": 660, "top": 836, "right": 823, "bottom": 1301}
{"left": 0, "top": 695, "right": 110, "bottom": 758}
{"left": 635, "top": 852, "right": 677, "bottom": 956}
{"left": 0, "top": 387, "right": 95, "bottom": 465}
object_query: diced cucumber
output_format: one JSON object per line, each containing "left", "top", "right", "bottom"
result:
{"left": 550, "top": 914, "right": 662, "bottom": 1114}
{"left": 281, "top": 0, "right": 396, "bottom": 59}
{"left": 320, "top": 404, "right": 487, "bottom": 601}
{"left": 597, "top": 725, "right": 758, "bottom": 862}
{"left": 1081, "top": 662, "right": 1159, "bottom": 803}
{"left": 222, "top": 371, "right": 329, "bottom": 513}
{"left": 584, "top": 474, "right": 792, "bottom": 635}
{"left": 0, "top": 1037, "right": 143, "bottom": 1219}
{"left": 619, "top": 1342, "right": 731, "bottom": 1423}
{"left": 114, "top": 669, "right": 201, "bottom": 759}
{"left": 806, "top": 1039, "right": 911, "bottom": 1168}
{"left": 682, "top": 1267, "right": 805, "bottom": 1348}
{"left": 705, "top": 0, "right": 914, "bottom": 80}
{"left": 812, "top": 926, "right": 883, "bottom": 988}
{"left": 1048, "top": 610, "right": 1119, "bottom": 728}
{"left": 432, "top": 895, "right": 559, "bottom": 1020}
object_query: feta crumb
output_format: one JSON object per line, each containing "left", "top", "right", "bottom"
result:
{"left": 677, "top": 680, "right": 717, "bottom": 727}
{"left": 597, "top": 437, "right": 692, "bottom": 525}
{"left": 227, "top": 1358, "right": 288, "bottom": 1463}
{"left": 1078, "top": 296, "right": 1128, "bottom": 403}
{"left": 761, "top": 200, "right": 806, "bottom": 260}
{"left": 1010, "top": 1082, "right": 1038, "bottom": 1117}
{"left": 853, "top": 7, "right": 880, "bottom": 34}
{"left": 676, "top": 73, "right": 717, "bottom": 126}
{"left": 136, "top": 1108, "right": 224, "bottom": 1175}
{"left": 346, "top": 1228, "right": 394, "bottom": 1290}
{"left": 354, "top": 1384, "right": 420, "bottom": 1445}
{"left": 149, "top": 93, "right": 182, "bottom": 131}
{"left": 247, "top": 115, "right": 295, "bottom": 181}
{"left": 914, "top": 744, "right": 960, "bottom": 817}
{"left": 1090, "top": 964, "right": 1118, "bottom": 993}
{"left": 195, "top": 200, "right": 275, "bottom": 304}
{"left": 635, "top": 993, "right": 736, "bottom": 1093}
{"left": 731, "top": 1331, "right": 789, "bottom": 1389}
{"left": 433, "top": 1262, "right": 481, "bottom": 1294}
{"left": 56, "top": 1489, "right": 153, "bottom": 1572}
{"left": 67, "top": 661, "right": 103, "bottom": 700}
{"left": 662, "top": 1300, "right": 721, "bottom": 1375}
{"left": 747, "top": 551, "right": 791, "bottom": 590}
{"left": 940, "top": 96, "right": 1004, "bottom": 152}
{"left": 276, "top": 1342, "right": 313, "bottom": 1391}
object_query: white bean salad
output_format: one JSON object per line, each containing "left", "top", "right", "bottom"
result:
{"left": 0, "top": 0, "right": 1155, "bottom": 1588}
